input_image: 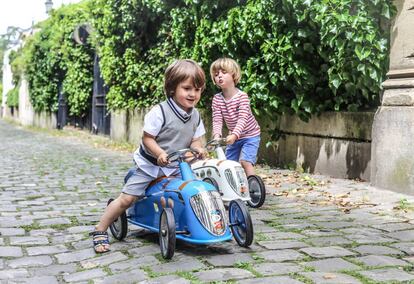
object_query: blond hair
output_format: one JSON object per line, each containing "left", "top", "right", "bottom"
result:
{"left": 164, "top": 59, "right": 206, "bottom": 97}
{"left": 210, "top": 58, "right": 241, "bottom": 85}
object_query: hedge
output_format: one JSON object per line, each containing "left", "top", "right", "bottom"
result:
{"left": 9, "top": 0, "right": 395, "bottom": 120}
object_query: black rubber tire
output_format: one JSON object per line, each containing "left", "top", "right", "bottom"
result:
{"left": 159, "top": 208, "right": 176, "bottom": 259}
{"left": 202, "top": 177, "right": 221, "bottom": 194}
{"left": 247, "top": 175, "right": 266, "bottom": 208}
{"left": 107, "top": 198, "right": 128, "bottom": 240}
{"left": 229, "top": 199, "right": 253, "bottom": 247}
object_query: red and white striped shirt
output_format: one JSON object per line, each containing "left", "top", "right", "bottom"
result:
{"left": 212, "top": 91, "right": 261, "bottom": 139}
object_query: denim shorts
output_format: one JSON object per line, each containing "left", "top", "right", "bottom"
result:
{"left": 225, "top": 135, "right": 260, "bottom": 165}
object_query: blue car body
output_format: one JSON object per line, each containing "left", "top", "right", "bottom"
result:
{"left": 125, "top": 161, "right": 233, "bottom": 244}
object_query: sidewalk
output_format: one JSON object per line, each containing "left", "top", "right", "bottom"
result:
{"left": 1, "top": 119, "right": 414, "bottom": 283}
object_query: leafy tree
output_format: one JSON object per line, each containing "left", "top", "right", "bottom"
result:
{"left": 91, "top": 0, "right": 394, "bottom": 120}
{"left": 24, "top": 2, "right": 94, "bottom": 115}
{"left": 12, "top": 0, "right": 395, "bottom": 121}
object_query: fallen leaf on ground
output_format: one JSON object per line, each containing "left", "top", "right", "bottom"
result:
{"left": 323, "top": 274, "right": 336, "bottom": 279}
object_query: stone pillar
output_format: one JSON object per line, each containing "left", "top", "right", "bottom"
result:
{"left": 2, "top": 49, "right": 14, "bottom": 117}
{"left": 371, "top": 0, "right": 414, "bottom": 193}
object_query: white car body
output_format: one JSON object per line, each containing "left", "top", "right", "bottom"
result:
{"left": 192, "top": 147, "right": 251, "bottom": 203}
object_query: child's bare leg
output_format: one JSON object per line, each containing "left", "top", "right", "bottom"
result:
{"left": 94, "top": 193, "right": 137, "bottom": 252}
{"left": 96, "top": 193, "right": 137, "bottom": 231}
{"left": 240, "top": 160, "right": 255, "bottom": 177}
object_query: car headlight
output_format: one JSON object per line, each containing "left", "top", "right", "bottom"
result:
{"left": 224, "top": 169, "right": 237, "bottom": 192}
{"left": 225, "top": 167, "right": 249, "bottom": 197}
{"left": 190, "top": 191, "right": 227, "bottom": 236}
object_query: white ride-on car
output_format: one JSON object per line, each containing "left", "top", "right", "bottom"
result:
{"left": 192, "top": 139, "right": 266, "bottom": 208}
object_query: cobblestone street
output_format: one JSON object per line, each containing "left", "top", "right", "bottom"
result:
{"left": 2, "top": 119, "right": 414, "bottom": 283}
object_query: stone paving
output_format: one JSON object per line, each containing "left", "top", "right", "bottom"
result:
{"left": 2, "top": 119, "right": 414, "bottom": 283}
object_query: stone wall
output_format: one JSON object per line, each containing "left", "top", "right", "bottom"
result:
{"left": 110, "top": 108, "right": 148, "bottom": 147}
{"left": 32, "top": 111, "right": 57, "bottom": 129}
{"left": 18, "top": 78, "right": 34, "bottom": 126}
{"left": 259, "top": 112, "right": 373, "bottom": 180}
{"left": 110, "top": 109, "right": 374, "bottom": 180}
{"left": 2, "top": 48, "right": 15, "bottom": 117}
{"left": 1, "top": 77, "right": 56, "bottom": 129}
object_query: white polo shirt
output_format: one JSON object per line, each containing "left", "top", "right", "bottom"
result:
{"left": 133, "top": 99, "right": 205, "bottom": 177}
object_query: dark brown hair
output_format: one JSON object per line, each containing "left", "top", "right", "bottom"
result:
{"left": 164, "top": 59, "right": 206, "bottom": 97}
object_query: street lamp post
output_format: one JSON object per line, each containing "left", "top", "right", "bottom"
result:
{"left": 45, "top": 0, "right": 53, "bottom": 15}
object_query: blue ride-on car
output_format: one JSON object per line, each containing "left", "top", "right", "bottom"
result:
{"left": 107, "top": 148, "right": 254, "bottom": 259}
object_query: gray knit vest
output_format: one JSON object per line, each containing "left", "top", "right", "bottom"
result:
{"left": 140, "top": 100, "right": 201, "bottom": 163}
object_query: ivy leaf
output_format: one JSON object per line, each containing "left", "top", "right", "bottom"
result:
{"left": 381, "top": 4, "right": 390, "bottom": 19}
{"left": 355, "top": 45, "right": 364, "bottom": 60}
{"left": 331, "top": 75, "right": 341, "bottom": 90}
{"left": 356, "top": 64, "right": 365, "bottom": 74}
{"left": 368, "top": 67, "right": 378, "bottom": 81}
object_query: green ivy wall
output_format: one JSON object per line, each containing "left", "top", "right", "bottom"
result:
{"left": 7, "top": 0, "right": 394, "bottom": 121}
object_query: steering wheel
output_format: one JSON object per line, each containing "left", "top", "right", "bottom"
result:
{"left": 166, "top": 148, "right": 200, "bottom": 168}
{"left": 205, "top": 138, "right": 227, "bottom": 152}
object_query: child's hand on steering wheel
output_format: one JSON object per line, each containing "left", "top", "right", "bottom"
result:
{"left": 193, "top": 147, "right": 208, "bottom": 160}
{"left": 226, "top": 134, "right": 237, "bottom": 145}
{"left": 213, "top": 134, "right": 221, "bottom": 141}
{"left": 157, "top": 152, "right": 169, "bottom": 166}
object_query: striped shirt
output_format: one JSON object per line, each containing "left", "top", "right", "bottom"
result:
{"left": 212, "top": 90, "right": 260, "bottom": 139}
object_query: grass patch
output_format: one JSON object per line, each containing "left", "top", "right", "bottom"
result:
{"left": 25, "top": 194, "right": 44, "bottom": 201}
{"left": 153, "top": 253, "right": 173, "bottom": 264}
{"left": 50, "top": 223, "right": 73, "bottom": 230}
{"left": 342, "top": 241, "right": 360, "bottom": 249}
{"left": 302, "top": 266, "right": 316, "bottom": 272}
{"left": 20, "top": 222, "right": 41, "bottom": 232}
{"left": 254, "top": 232, "right": 268, "bottom": 242}
{"left": 298, "top": 255, "right": 317, "bottom": 262}
{"left": 394, "top": 198, "right": 414, "bottom": 212}
{"left": 342, "top": 256, "right": 367, "bottom": 268}
{"left": 83, "top": 231, "right": 91, "bottom": 238}
{"left": 102, "top": 266, "right": 113, "bottom": 276}
{"left": 251, "top": 253, "right": 265, "bottom": 262}
{"left": 234, "top": 261, "right": 262, "bottom": 277}
{"left": 291, "top": 214, "right": 310, "bottom": 220}
{"left": 97, "top": 185, "right": 111, "bottom": 196}
{"left": 300, "top": 175, "right": 320, "bottom": 186}
{"left": 175, "top": 271, "right": 201, "bottom": 283}
{"left": 69, "top": 216, "right": 80, "bottom": 226}
{"left": 140, "top": 238, "right": 154, "bottom": 245}
{"left": 23, "top": 124, "right": 136, "bottom": 153}
{"left": 141, "top": 266, "right": 166, "bottom": 278}
{"left": 342, "top": 270, "right": 378, "bottom": 284}
{"left": 289, "top": 272, "right": 313, "bottom": 284}
{"left": 58, "top": 181, "right": 67, "bottom": 191}
{"left": 403, "top": 265, "right": 414, "bottom": 272}
{"left": 50, "top": 216, "right": 80, "bottom": 230}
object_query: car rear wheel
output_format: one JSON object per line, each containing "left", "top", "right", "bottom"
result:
{"left": 159, "top": 208, "right": 176, "bottom": 259}
{"left": 247, "top": 175, "right": 266, "bottom": 208}
{"left": 108, "top": 198, "right": 128, "bottom": 240}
